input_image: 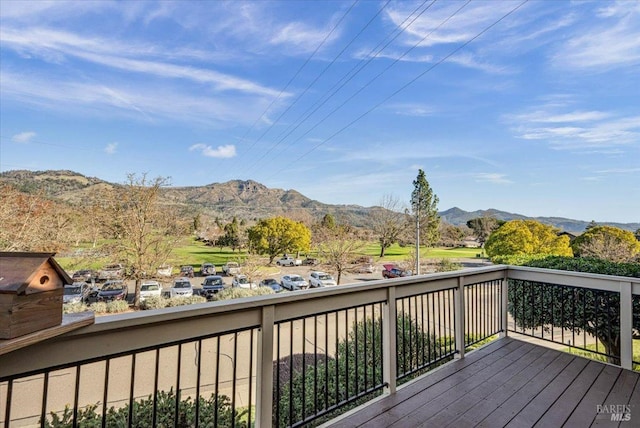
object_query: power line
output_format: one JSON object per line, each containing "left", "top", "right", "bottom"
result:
{"left": 229, "top": 0, "right": 361, "bottom": 172}
{"left": 245, "top": 0, "right": 437, "bottom": 175}
{"left": 242, "top": 0, "right": 393, "bottom": 172}
{"left": 274, "top": 0, "right": 529, "bottom": 174}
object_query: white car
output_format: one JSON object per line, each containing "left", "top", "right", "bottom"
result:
{"left": 140, "top": 281, "right": 162, "bottom": 301}
{"left": 281, "top": 274, "right": 309, "bottom": 291}
{"left": 276, "top": 256, "right": 302, "bottom": 266}
{"left": 309, "top": 271, "right": 337, "bottom": 288}
{"left": 232, "top": 274, "right": 257, "bottom": 289}
{"left": 170, "top": 277, "right": 193, "bottom": 298}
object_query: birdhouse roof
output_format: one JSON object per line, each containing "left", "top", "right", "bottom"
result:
{"left": 0, "top": 252, "right": 72, "bottom": 294}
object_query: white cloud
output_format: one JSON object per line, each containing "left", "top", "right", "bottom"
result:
{"left": 12, "top": 131, "right": 36, "bottom": 143}
{"left": 474, "top": 173, "right": 512, "bottom": 184}
{"left": 105, "top": 143, "right": 118, "bottom": 154}
{"left": 388, "top": 103, "right": 436, "bottom": 117}
{"left": 189, "top": 144, "right": 236, "bottom": 159}
{"left": 554, "top": 3, "right": 640, "bottom": 70}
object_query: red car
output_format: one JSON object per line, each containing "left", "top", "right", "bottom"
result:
{"left": 382, "top": 264, "right": 412, "bottom": 279}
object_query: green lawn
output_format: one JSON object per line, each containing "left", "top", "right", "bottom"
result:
{"left": 565, "top": 340, "right": 640, "bottom": 372}
{"left": 57, "top": 239, "right": 485, "bottom": 272}
{"left": 362, "top": 243, "right": 484, "bottom": 262}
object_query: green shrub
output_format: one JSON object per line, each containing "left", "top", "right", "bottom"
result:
{"left": 274, "top": 313, "right": 447, "bottom": 427}
{"left": 434, "top": 258, "right": 462, "bottom": 272}
{"left": 213, "top": 287, "right": 274, "bottom": 301}
{"left": 89, "top": 302, "right": 108, "bottom": 314}
{"left": 62, "top": 302, "right": 89, "bottom": 314}
{"left": 42, "top": 389, "right": 247, "bottom": 427}
{"left": 164, "top": 296, "right": 207, "bottom": 307}
{"left": 139, "top": 296, "right": 167, "bottom": 310}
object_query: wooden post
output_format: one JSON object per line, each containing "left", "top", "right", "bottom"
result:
{"left": 383, "top": 286, "right": 397, "bottom": 395}
{"left": 619, "top": 282, "right": 632, "bottom": 370}
{"left": 454, "top": 276, "right": 465, "bottom": 359}
{"left": 256, "top": 305, "right": 274, "bottom": 427}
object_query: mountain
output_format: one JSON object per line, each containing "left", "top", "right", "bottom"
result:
{"left": 440, "top": 207, "right": 639, "bottom": 235}
{"left": 1, "top": 170, "right": 638, "bottom": 234}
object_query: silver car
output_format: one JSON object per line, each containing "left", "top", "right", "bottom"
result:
{"left": 170, "top": 277, "right": 193, "bottom": 298}
{"left": 281, "top": 274, "right": 309, "bottom": 291}
{"left": 309, "top": 271, "right": 337, "bottom": 288}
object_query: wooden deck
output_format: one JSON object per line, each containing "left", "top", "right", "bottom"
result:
{"left": 328, "top": 337, "right": 639, "bottom": 427}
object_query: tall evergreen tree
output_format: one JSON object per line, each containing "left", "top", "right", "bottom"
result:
{"left": 409, "top": 169, "right": 440, "bottom": 274}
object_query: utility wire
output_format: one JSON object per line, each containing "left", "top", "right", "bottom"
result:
{"left": 246, "top": 0, "right": 437, "bottom": 174}
{"left": 242, "top": 0, "right": 393, "bottom": 172}
{"left": 230, "top": 0, "right": 360, "bottom": 170}
{"left": 269, "top": 0, "right": 529, "bottom": 177}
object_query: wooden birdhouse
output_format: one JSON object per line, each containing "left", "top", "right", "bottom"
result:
{"left": 0, "top": 252, "right": 70, "bottom": 339}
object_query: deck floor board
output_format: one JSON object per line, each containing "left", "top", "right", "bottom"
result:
{"left": 327, "top": 337, "right": 639, "bottom": 428}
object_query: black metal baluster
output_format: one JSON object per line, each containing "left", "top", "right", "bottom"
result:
{"left": 4, "top": 379, "right": 12, "bottom": 428}
{"left": 129, "top": 354, "right": 136, "bottom": 426}
{"left": 40, "top": 372, "right": 49, "bottom": 427}
{"left": 73, "top": 365, "right": 80, "bottom": 427}
{"left": 153, "top": 349, "right": 160, "bottom": 428}
{"left": 232, "top": 332, "right": 238, "bottom": 428}
{"left": 248, "top": 330, "right": 254, "bottom": 427}
{"left": 175, "top": 344, "right": 182, "bottom": 428}
{"left": 214, "top": 336, "right": 220, "bottom": 427}
{"left": 102, "top": 359, "right": 110, "bottom": 428}
{"left": 302, "top": 318, "right": 307, "bottom": 421}
{"left": 195, "top": 340, "right": 202, "bottom": 427}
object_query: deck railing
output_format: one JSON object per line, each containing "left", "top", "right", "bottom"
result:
{"left": 1, "top": 265, "right": 638, "bottom": 427}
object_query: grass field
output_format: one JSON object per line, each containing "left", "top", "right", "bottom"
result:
{"left": 565, "top": 340, "right": 640, "bottom": 372}
{"left": 57, "top": 239, "right": 485, "bottom": 272}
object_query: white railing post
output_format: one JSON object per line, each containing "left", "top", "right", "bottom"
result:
{"left": 454, "top": 276, "right": 465, "bottom": 359}
{"left": 383, "top": 286, "right": 397, "bottom": 394}
{"left": 256, "top": 305, "right": 275, "bottom": 427}
{"left": 500, "top": 270, "right": 509, "bottom": 338}
{"left": 619, "top": 282, "right": 633, "bottom": 370}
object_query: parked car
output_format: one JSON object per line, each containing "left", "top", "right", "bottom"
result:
{"left": 63, "top": 282, "right": 90, "bottom": 304}
{"left": 281, "top": 274, "right": 309, "bottom": 291}
{"left": 308, "top": 271, "right": 337, "bottom": 288}
{"left": 97, "top": 280, "right": 128, "bottom": 302}
{"left": 140, "top": 281, "right": 162, "bottom": 301}
{"left": 180, "top": 265, "right": 195, "bottom": 278}
{"left": 222, "top": 261, "right": 241, "bottom": 276}
{"left": 382, "top": 264, "right": 412, "bottom": 279}
{"left": 72, "top": 269, "right": 97, "bottom": 283}
{"left": 302, "top": 257, "right": 318, "bottom": 266}
{"left": 232, "top": 274, "right": 257, "bottom": 289}
{"left": 259, "top": 278, "right": 282, "bottom": 293}
{"left": 276, "top": 256, "right": 302, "bottom": 266}
{"left": 156, "top": 265, "right": 173, "bottom": 277}
{"left": 200, "top": 262, "right": 216, "bottom": 276}
{"left": 170, "top": 277, "right": 193, "bottom": 298}
{"left": 353, "top": 263, "right": 375, "bottom": 274}
{"left": 98, "top": 263, "right": 124, "bottom": 281}
{"left": 201, "top": 275, "right": 225, "bottom": 300}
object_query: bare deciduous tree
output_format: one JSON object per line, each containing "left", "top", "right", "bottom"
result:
{"left": 370, "top": 194, "right": 405, "bottom": 257}
{"left": 316, "top": 225, "right": 364, "bottom": 285}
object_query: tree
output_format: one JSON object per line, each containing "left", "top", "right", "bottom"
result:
{"left": 466, "top": 216, "right": 501, "bottom": 247}
{"left": 507, "top": 256, "right": 640, "bottom": 364}
{"left": 485, "top": 220, "right": 572, "bottom": 261}
{"left": 369, "top": 195, "right": 405, "bottom": 257}
{"left": 247, "top": 216, "right": 311, "bottom": 263}
{"left": 409, "top": 169, "right": 440, "bottom": 274}
{"left": 216, "top": 217, "right": 242, "bottom": 251}
{"left": 572, "top": 226, "right": 640, "bottom": 263}
{"left": 438, "top": 223, "right": 466, "bottom": 247}
{"left": 316, "top": 224, "right": 364, "bottom": 285}
{"left": 103, "top": 174, "right": 186, "bottom": 307}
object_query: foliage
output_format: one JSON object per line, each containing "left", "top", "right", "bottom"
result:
{"left": 408, "top": 169, "right": 440, "bottom": 273}
{"left": 438, "top": 223, "right": 467, "bottom": 247}
{"left": 369, "top": 195, "right": 406, "bottom": 257}
{"left": 215, "top": 217, "right": 244, "bottom": 251}
{"left": 274, "top": 314, "right": 445, "bottom": 427}
{"left": 139, "top": 296, "right": 168, "bottom": 310}
{"left": 213, "top": 287, "right": 275, "bottom": 301}
{"left": 247, "top": 216, "right": 312, "bottom": 263}
{"left": 434, "top": 258, "right": 463, "bottom": 273}
{"left": 485, "top": 220, "right": 573, "bottom": 260}
{"left": 466, "top": 216, "right": 503, "bottom": 247}
{"left": 572, "top": 225, "right": 640, "bottom": 262}
{"left": 99, "top": 174, "right": 188, "bottom": 307}
{"left": 507, "top": 255, "right": 640, "bottom": 364}
{"left": 87, "top": 300, "right": 130, "bottom": 314}
{"left": 316, "top": 224, "right": 365, "bottom": 285}
{"left": 62, "top": 302, "right": 90, "bottom": 314}
{"left": 164, "top": 296, "right": 207, "bottom": 307}
{"left": 42, "top": 389, "right": 246, "bottom": 427}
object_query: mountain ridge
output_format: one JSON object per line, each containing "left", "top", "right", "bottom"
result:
{"left": 1, "top": 170, "right": 637, "bottom": 234}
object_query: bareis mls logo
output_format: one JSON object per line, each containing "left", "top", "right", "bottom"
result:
{"left": 597, "top": 405, "right": 631, "bottom": 422}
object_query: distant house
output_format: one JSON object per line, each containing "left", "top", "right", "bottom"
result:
{"left": 558, "top": 231, "right": 577, "bottom": 242}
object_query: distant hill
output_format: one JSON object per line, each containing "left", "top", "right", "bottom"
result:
{"left": 1, "top": 170, "right": 637, "bottom": 234}
{"left": 439, "top": 207, "right": 639, "bottom": 235}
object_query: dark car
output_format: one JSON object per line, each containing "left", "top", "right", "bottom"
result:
{"left": 97, "top": 280, "right": 128, "bottom": 302}
{"left": 72, "top": 269, "right": 97, "bottom": 283}
{"left": 302, "top": 257, "right": 318, "bottom": 266}
{"left": 382, "top": 264, "right": 412, "bottom": 279}
{"left": 180, "top": 265, "right": 195, "bottom": 278}
{"left": 259, "top": 278, "right": 282, "bottom": 293}
{"left": 201, "top": 275, "right": 225, "bottom": 300}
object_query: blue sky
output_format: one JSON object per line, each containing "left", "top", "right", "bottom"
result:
{"left": 1, "top": 0, "right": 639, "bottom": 223}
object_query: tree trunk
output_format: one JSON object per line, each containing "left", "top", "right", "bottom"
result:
{"left": 601, "top": 335, "right": 621, "bottom": 365}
